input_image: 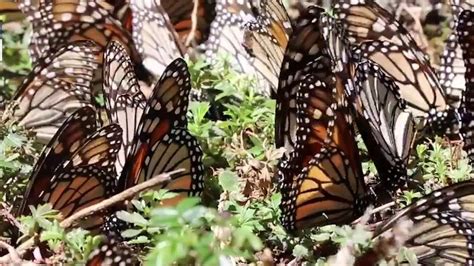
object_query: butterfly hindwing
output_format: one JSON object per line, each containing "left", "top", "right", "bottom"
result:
{"left": 103, "top": 41, "right": 147, "bottom": 176}
{"left": 119, "top": 59, "right": 203, "bottom": 198}
{"left": 17, "top": 106, "right": 97, "bottom": 216}
{"left": 13, "top": 41, "right": 100, "bottom": 144}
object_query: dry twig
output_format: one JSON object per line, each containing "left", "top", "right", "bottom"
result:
{"left": 0, "top": 203, "right": 23, "bottom": 230}
{"left": 351, "top": 202, "right": 396, "bottom": 225}
{"left": 185, "top": 0, "right": 200, "bottom": 46}
{"left": 60, "top": 169, "right": 182, "bottom": 228}
{"left": 0, "top": 169, "right": 183, "bottom": 263}
{"left": 0, "top": 240, "right": 22, "bottom": 263}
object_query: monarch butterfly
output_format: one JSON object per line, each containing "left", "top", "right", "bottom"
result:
{"left": 278, "top": 73, "right": 369, "bottom": 231}
{"left": 352, "top": 41, "right": 450, "bottom": 126}
{"left": 12, "top": 41, "right": 100, "bottom": 144}
{"left": 450, "top": 0, "right": 474, "bottom": 20}
{"left": 437, "top": 0, "right": 474, "bottom": 110}
{"left": 161, "top": 0, "right": 217, "bottom": 45}
{"left": 275, "top": 6, "right": 331, "bottom": 156}
{"left": 438, "top": 32, "right": 466, "bottom": 108}
{"left": 456, "top": 9, "right": 474, "bottom": 163}
{"left": 320, "top": 13, "right": 357, "bottom": 101}
{"left": 18, "top": 0, "right": 140, "bottom": 66}
{"left": 105, "top": 0, "right": 133, "bottom": 32}
{"left": 16, "top": 106, "right": 122, "bottom": 231}
{"left": 201, "top": 0, "right": 285, "bottom": 94}
{"left": 243, "top": 0, "right": 292, "bottom": 96}
{"left": 200, "top": 0, "right": 253, "bottom": 64}
{"left": 115, "top": 58, "right": 204, "bottom": 203}
{"left": 334, "top": 0, "right": 425, "bottom": 60}
{"left": 130, "top": 0, "right": 185, "bottom": 79}
{"left": 353, "top": 60, "right": 415, "bottom": 191}
{"left": 334, "top": 0, "right": 451, "bottom": 126}
{"left": 103, "top": 41, "right": 147, "bottom": 176}
{"left": 373, "top": 180, "right": 474, "bottom": 264}
{"left": 86, "top": 237, "right": 138, "bottom": 266}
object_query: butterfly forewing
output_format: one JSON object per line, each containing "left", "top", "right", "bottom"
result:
{"left": 275, "top": 6, "right": 331, "bottom": 155}
{"left": 279, "top": 72, "right": 368, "bottom": 231}
{"left": 103, "top": 41, "right": 144, "bottom": 111}
{"left": 354, "top": 61, "right": 415, "bottom": 190}
{"left": 335, "top": 0, "right": 451, "bottom": 128}
{"left": 67, "top": 124, "right": 123, "bottom": 171}
{"left": 13, "top": 41, "right": 100, "bottom": 144}
{"left": 353, "top": 41, "right": 449, "bottom": 124}
{"left": 21, "top": 0, "right": 138, "bottom": 64}
{"left": 17, "top": 106, "right": 97, "bottom": 216}
{"left": 18, "top": 108, "right": 123, "bottom": 231}
{"left": 375, "top": 180, "right": 474, "bottom": 264}
{"left": 103, "top": 41, "right": 147, "bottom": 176}
{"left": 119, "top": 59, "right": 204, "bottom": 198}
{"left": 457, "top": 10, "right": 474, "bottom": 163}
{"left": 334, "top": 0, "right": 426, "bottom": 62}
{"left": 243, "top": 0, "right": 292, "bottom": 95}
{"left": 130, "top": 0, "right": 184, "bottom": 79}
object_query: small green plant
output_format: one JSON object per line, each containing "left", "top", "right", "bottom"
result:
{"left": 115, "top": 190, "right": 263, "bottom": 265}
{"left": 187, "top": 56, "right": 282, "bottom": 203}
{"left": 415, "top": 137, "right": 473, "bottom": 188}
{"left": 18, "top": 204, "right": 101, "bottom": 264}
{"left": 356, "top": 135, "right": 378, "bottom": 179}
{"left": 0, "top": 110, "right": 39, "bottom": 208}
{"left": 187, "top": 56, "right": 277, "bottom": 165}
{"left": 399, "top": 190, "right": 423, "bottom": 207}
{"left": 0, "top": 21, "right": 32, "bottom": 99}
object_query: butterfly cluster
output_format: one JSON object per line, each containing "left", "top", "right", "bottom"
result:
{"left": 272, "top": 0, "right": 474, "bottom": 264}
{"left": 1, "top": 0, "right": 474, "bottom": 264}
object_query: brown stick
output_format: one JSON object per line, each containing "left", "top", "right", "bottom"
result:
{"left": 185, "top": 0, "right": 200, "bottom": 46}
{"left": 351, "top": 202, "right": 396, "bottom": 225}
{"left": 0, "top": 240, "right": 22, "bottom": 263}
{"left": 60, "top": 169, "right": 183, "bottom": 228}
{"left": 0, "top": 169, "right": 183, "bottom": 263}
{"left": 0, "top": 203, "right": 23, "bottom": 230}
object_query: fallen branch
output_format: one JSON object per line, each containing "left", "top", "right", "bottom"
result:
{"left": 0, "top": 236, "right": 35, "bottom": 264}
{"left": 351, "top": 201, "right": 395, "bottom": 225}
{"left": 0, "top": 169, "right": 183, "bottom": 263}
{"left": 0, "top": 240, "right": 22, "bottom": 263}
{"left": 60, "top": 169, "right": 183, "bottom": 228}
{"left": 1, "top": 203, "right": 23, "bottom": 230}
{"left": 184, "top": 0, "right": 200, "bottom": 46}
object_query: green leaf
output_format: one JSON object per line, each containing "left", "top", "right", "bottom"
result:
{"left": 293, "top": 244, "right": 309, "bottom": 259}
{"left": 176, "top": 197, "right": 201, "bottom": 213}
{"left": 131, "top": 199, "right": 146, "bottom": 212}
{"left": 121, "top": 228, "right": 144, "bottom": 238}
{"left": 312, "top": 232, "right": 332, "bottom": 242}
{"left": 116, "top": 211, "right": 149, "bottom": 227}
{"left": 150, "top": 208, "right": 179, "bottom": 226}
{"left": 218, "top": 170, "right": 239, "bottom": 192}
{"left": 399, "top": 247, "right": 418, "bottom": 265}
{"left": 128, "top": 235, "right": 151, "bottom": 245}
{"left": 189, "top": 101, "right": 210, "bottom": 123}
{"left": 40, "top": 221, "right": 64, "bottom": 242}
{"left": 181, "top": 206, "right": 208, "bottom": 225}
{"left": 4, "top": 132, "right": 26, "bottom": 148}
